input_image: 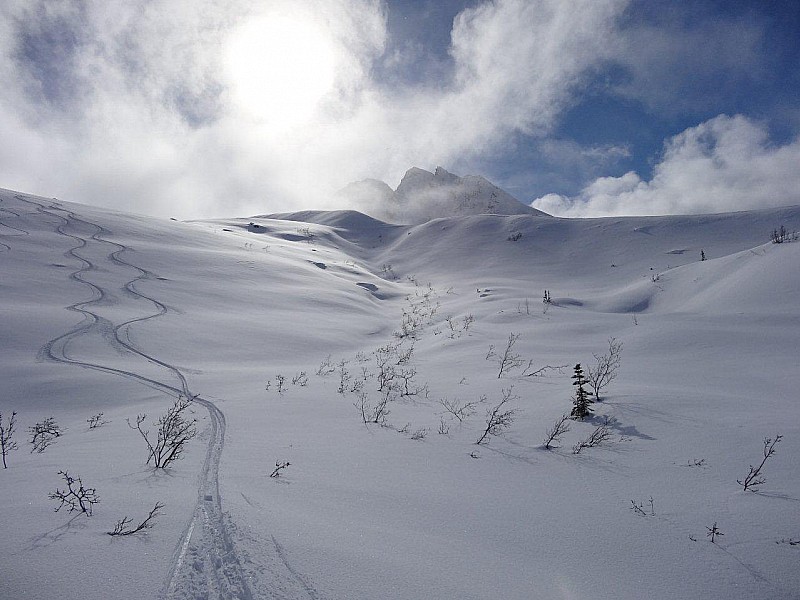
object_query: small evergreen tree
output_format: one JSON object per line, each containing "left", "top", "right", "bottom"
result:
{"left": 570, "top": 363, "right": 593, "bottom": 419}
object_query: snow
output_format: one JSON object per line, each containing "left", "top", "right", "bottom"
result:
{"left": 1, "top": 187, "right": 799, "bottom": 599}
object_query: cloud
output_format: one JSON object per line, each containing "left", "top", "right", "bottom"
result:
{"left": 0, "top": 0, "right": 630, "bottom": 218}
{"left": 532, "top": 115, "right": 800, "bottom": 217}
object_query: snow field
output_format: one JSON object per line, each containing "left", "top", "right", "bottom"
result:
{"left": 1, "top": 189, "right": 799, "bottom": 599}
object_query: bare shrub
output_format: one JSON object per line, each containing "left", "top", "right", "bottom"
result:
{"left": 354, "top": 391, "right": 391, "bottom": 425}
{"left": 316, "top": 355, "right": 336, "bottom": 377}
{"left": 572, "top": 417, "right": 614, "bottom": 454}
{"left": 108, "top": 502, "right": 164, "bottom": 536}
{"left": 706, "top": 522, "right": 723, "bottom": 543}
{"left": 542, "top": 414, "right": 571, "bottom": 450}
{"left": 439, "top": 397, "right": 478, "bottom": 423}
{"left": 410, "top": 428, "right": 428, "bottom": 441}
{"left": 29, "top": 417, "right": 63, "bottom": 453}
{"left": 87, "top": 413, "right": 109, "bottom": 429}
{"left": 1, "top": 411, "right": 18, "bottom": 468}
{"left": 270, "top": 461, "right": 291, "bottom": 478}
{"left": 737, "top": 434, "right": 782, "bottom": 491}
{"left": 486, "top": 333, "right": 524, "bottom": 378}
{"left": 128, "top": 396, "right": 197, "bottom": 469}
{"left": 476, "top": 387, "right": 518, "bottom": 445}
{"left": 587, "top": 338, "right": 623, "bottom": 401}
{"left": 337, "top": 360, "right": 351, "bottom": 395}
{"left": 50, "top": 471, "right": 99, "bottom": 515}
{"left": 291, "top": 372, "right": 308, "bottom": 387}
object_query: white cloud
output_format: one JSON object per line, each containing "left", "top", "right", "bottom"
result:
{"left": 533, "top": 115, "right": 800, "bottom": 217}
{"left": 0, "top": 0, "right": 629, "bottom": 217}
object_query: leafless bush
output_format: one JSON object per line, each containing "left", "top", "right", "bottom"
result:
{"left": 444, "top": 314, "right": 475, "bottom": 339}
{"left": 354, "top": 391, "right": 391, "bottom": 425}
{"left": 522, "top": 362, "right": 568, "bottom": 378}
{"left": 737, "top": 434, "right": 782, "bottom": 491}
{"left": 630, "top": 497, "right": 654, "bottom": 517}
{"left": 439, "top": 397, "right": 478, "bottom": 423}
{"left": 438, "top": 418, "right": 450, "bottom": 435}
{"left": 29, "top": 417, "right": 63, "bottom": 453}
{"left": 587, "top": 338, "right": 623, "bottom": 400}
{"left": 486, "top": 333, "right": 524, "bottom": 378}
{"left": 337, "top": 360, "right": 351, "bottom": 394}
{"left": 128, "top": 396, "right": 197, "bottom": 469}
{"left": 572, "top": 417, "right": 614, "bottom": 454}
{"left": 542, "top": 414, "right": 571, "bottom": 449}
{"left": 397, "top": 367, "right": 427, "bottom": 397}
{"left": 292, "top": 372, "right": 308, "bottom": 387}
{"left": 270, "top": 461, "right": 291, "bottom": 478}
{"left": 316, "top": 355, "right": 336, "bottom": 377}
{"left": 706, "top": 522, "right": 723, "bottom": 543}
{"left": 108, "top": 502, "right": 164, "bottom": 536}
{"left": 275, "top": 374, "right": 287, "bottom": 394}
{"left": 410, "top": 428, "right": 428, "bottom": 441}
{"left": 475, "top": 387, "right": 518, "bottom": 445}
{"left": 770, "top": 225, "right": 797, "bottom": 243}
{"left": 50, "top": 470, "right": 99, "bottom": 515}
{"left": 87, "top": 413, "right": 109, "bottom": 429}
{"left": 1, "top": 411, "right": 18, "bottom": 468}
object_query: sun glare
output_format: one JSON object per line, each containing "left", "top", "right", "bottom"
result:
{"left": 225, "top": 13, "right": 337, "bottom": 127}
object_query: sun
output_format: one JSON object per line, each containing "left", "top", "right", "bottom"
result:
{"left": 224, "top": 12, "right": 337, "bottom": 127}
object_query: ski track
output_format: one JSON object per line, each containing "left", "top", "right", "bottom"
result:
{"left": 15, "top": 195, "right": 254, "bottom": 600}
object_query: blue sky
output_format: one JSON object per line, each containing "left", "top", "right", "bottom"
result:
{"left": 0, "top": 0, "right": 798, "bottom": 217}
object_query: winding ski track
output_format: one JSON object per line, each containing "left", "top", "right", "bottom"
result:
{"left": 17, "top": 195, "right": 253, "bottom": 600}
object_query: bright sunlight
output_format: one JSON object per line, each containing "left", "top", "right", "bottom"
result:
{"left": 224, "top": 12, "right": 337, "bottom": 127}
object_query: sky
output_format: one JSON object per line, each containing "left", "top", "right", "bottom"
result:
{"left": 0, "top": 0, "right": 798, "bottom": 218}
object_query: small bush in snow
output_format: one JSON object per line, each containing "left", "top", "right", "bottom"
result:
{"left": 542, "top": 414, "right": 571, "bottom": 450}
{"left": 291, "top": 371, "right": 308, "bottom": 387}
{"left": 737, "top": 434, "right": 782, "bottom": 491}
{"left": 1, "top": 411, "right": 18, "bottom": 468}
{"left": 108, "top": 502, "right": 164, "bottom": 536}
{"left": 572, "top": 417, "right": 614, "bottom": 454}
{"left": 29, "top": 417, "right": 63, "bottom": 453}
{"left": 87, "top": 413, "right": 108, "bottom": 429}
{"left": 587, "top": 338, "right": 623, "bottom": 401}
{"left": 439, "top": 397, "right": 478, "bottom": 423}
{"left": 475, "top": 387, "right": 518, "bottom": 445}
{"left": 770, "top": 225, "right": 797, "bottom": 244}
{"left": 316, "top": 355, "right": 336, "bottom": 377}
{"left": 269, "top": 461, "right": 291, "bottom": 478}
{"left": 486, "top": 333, "right": 525, "bottom": 378}
{"left": 128, "top": 396, "right": 197, "bottom": 469}
{"left": 706, "top": 522, "right": 723, "bottom": 543}
{"left": 354, "top": 391, "right": 391, "bottom": 425}
{"left": 50, "top": 470, "right": 99, "bottom": 516}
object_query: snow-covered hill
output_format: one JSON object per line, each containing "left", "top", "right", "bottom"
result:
{"left": 1, "top": 187, "right": 799, "bottom": 600}
{"left": 335, "top": 166, "right": 547, "bottom": 224}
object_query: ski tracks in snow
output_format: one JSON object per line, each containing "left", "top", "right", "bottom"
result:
{"left": 16, "top": 196, "right": 254, "bottom": 600}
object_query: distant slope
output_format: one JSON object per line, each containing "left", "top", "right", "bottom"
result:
{"left": 335, "top": 166, "right": 548, "bottom": 224}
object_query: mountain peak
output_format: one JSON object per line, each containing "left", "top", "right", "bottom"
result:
{"left": 339, "top": 167, "right": 549, "bottom": 224}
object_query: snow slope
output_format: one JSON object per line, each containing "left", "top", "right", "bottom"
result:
{"left": 1, "top": 187, "right": 799, "bottom": 600}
